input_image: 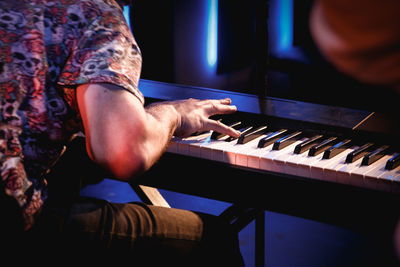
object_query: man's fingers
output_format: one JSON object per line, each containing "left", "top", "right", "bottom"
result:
{"left": 202, "top": 98, "right": 239, "bottom": 137}
{"left": 208, "top": 98, "right": 237, "bottom": 115}
{"left": 218, "top": 98, "right": 232, "bottom": 105}
{"left": 205, "top": 119, "right": 240, "bottom": 138}
{"left": 172, "top": 98, "right": 240, "bottom": 137}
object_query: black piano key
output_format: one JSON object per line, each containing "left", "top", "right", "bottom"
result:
{"left": 294, "top": 134, "right": 323, "bottom": 154}
{"left": 257, "top": 129, "right": 288, "bottom": 148}
{"left": 322, "top": 139, "right": 352, "bottom": 159}
{"left": 237, "top": 125, "right": 268, "bottom": 144}
{"left": 211, "top": 121, "right": 242, "bottom": 140}
{"left": 272, "top": 131, "right": 302, "bottom": 150}
{"left": 225, "top": 126, "right": 253, "bottom": 142}
{"left": 308, "top": 137, "right": 338, "bottom": 156}
{"left": 345, "top": 142, "right": 374, "bottom": 163}
{"left": 361, "top": 145, "right": 390, "bottom": 166}
{"left": 385, "top": 152, "right": 400, "bottom": 170}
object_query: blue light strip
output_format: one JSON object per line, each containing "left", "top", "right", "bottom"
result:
{"left": 269, "top": 0, "right": 293, "bottom": 55}
{"left": 123, "top": 5, "right": 132, "bottom": 30}
{"left": 278, "top": 0, "right": 293, "bottom": 52}
{"left": 206, "top": 0, "right": 218, "bottom": 68}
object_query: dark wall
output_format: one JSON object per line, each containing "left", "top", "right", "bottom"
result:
{"left": 130, "top": 0, "right": 268, "bottom": 95}
{"left": 130, "top": 1, "right": 175, "bottom": 83}
{"left": 129, "top": 0, "right": 399, "bottom": 114}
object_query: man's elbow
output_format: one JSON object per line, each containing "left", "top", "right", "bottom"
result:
{"left": 109, "top": 157, "right": 147, "bottom": 182}
{"left": 87, "top": 133, "right": 150, "bottom": 182}
{"left": 97, "top": 150, "right": 148, "bottom": 182}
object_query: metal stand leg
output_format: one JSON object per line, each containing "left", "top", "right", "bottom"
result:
{"left": 219, "top": 205, "right": 266, "bottom": 266}
{"left": 255, "top": 212, "right": 265, "bottom": 267}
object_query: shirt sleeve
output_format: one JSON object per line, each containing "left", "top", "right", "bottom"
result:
{"left": 57, "top": 1, "right": 144, "bottom": 104}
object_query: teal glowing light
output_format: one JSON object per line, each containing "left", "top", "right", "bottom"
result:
{"left": 206, "top": 0, "right": 218, "bottom": 68}
{"left": 123, "top": 5, "right": 131, "bottom": 30}
{"left": 269, "top": 0, "right": 294, "bottom": 55}
{"left": 278, "top": 0, "right": 293, "bottom": 52}
{"left": 279, "top": 0, "right": 293, "bottom": 51}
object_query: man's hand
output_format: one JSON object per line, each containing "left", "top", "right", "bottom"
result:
{"left": 147, "top": 98, "right": 241, "bottom": 138}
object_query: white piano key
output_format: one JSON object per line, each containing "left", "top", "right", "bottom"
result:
{"left": 219, "top": 132, "right": 268, "bottom": 165}
{"left": 295, "top": 153, "right": 325, "bottom": 178}
{"left": 379, "top": 165, "right": 400, "bottom": 182}
{"left": 280, "top": 152, "right": 304, "bottom": 176}
{"left": 199, "top": 136, "right": 230, "bottom": 161}
{"left": 348, "top": 155, "right": 391, "bottom": 189}
{"left": 382, "top": 172, "right": 400, "bottom": 193}
{"left": 258, "top": 141, "right": 302, "bottom": 172}
{"left": 379, "top": 170, "right": 400, "bottom": 193}
{"left": 368, "top": 154, "right": 398, "bottom": 179}
{"left": 309, "top": 148, "right": 355, "bottom": 182}
{"left": 269, "top": 140, "right": 306, "bottom": 173}
{"left": 247, "top": 148, "right": 264, "bottom": 169}
{"left": 175, "top": 132, "right": 211, "bottom": 156}
{"left": 280, "top": 154, "right": 304, "bottom": 176}
{"left": 246, "top": 144, "right": 274, "bottom": 170}
{"left": 222, "top": 140, "right": 245, "bottom": 164}
{"left": 176, "top": 142, "right": 189, "bottom": 155}
{"left": 332, "top": 156, "right": 363, "bottom": 185}
{"left": 167, "top": 137, "right": 180, "bottom": 153}
{"left": 241, "top": 131, "right": 276, "bottom": 169}
{"left": 187, "top": 133, "right": 213, "bottom": 157}
{"left": 360, "top": 155, "right": 393, "bottom": 190}
{"left": 234, "top": 135, "right": 268, "bottom": 167}
{"left": 272, "top": 137, "right": 310, "bottom": 176}
{"left": 273, "top": 139, "right": 321, "bottom": 178}
{"left": 193, "top": 135, "right": 239, "bottom": 163}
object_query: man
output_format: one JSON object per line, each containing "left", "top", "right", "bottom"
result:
{"left": 0, "top": 0, "right": 244, "bottom": 265}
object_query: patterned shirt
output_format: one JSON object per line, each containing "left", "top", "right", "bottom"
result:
{"left": 0, "top": 0, "right": 143, "bottom": 230}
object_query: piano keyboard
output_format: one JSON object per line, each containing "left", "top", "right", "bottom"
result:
{"left": 135, "top": 79, "right": 400, "bottom": 239}
{"left": 166, "top": 123, "right": 400, "bottom": 193}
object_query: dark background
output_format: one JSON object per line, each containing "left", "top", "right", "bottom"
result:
{"left": 130, "top": 0, "right": 399, "bottom": 113}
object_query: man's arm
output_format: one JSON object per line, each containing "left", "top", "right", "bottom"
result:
{"left": 76, "top": 83, "right": 239, "bottom": 181}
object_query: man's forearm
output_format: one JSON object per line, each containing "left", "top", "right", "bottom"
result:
{"left": 141, "top": 103, "right": 179, "bottom": 169}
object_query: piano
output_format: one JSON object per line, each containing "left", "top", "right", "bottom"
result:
{"left": 137, "top": 79, "right": 400, "bottom": 236}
